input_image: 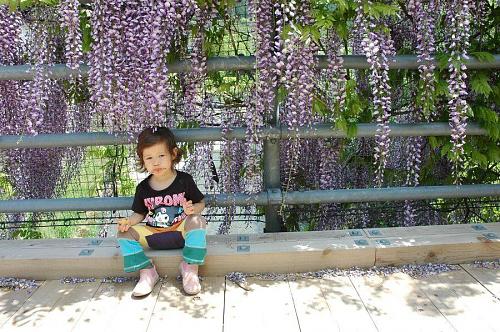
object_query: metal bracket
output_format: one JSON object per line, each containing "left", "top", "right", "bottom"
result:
{"left": 237, "top": 245, "right": 250, "bottom": 252}
{"left": 349, "top": 230, "right": 363, "bottom": 237}
{"left": 79, "top": 249, "right": 94, "bottom": 256}
{"left": 89, "top": 239, "right": 102, "bottom": 246}
{"left": 482, "top": 233, "right": 498, "bottom": 240}
{"left": 376, "top": 239, "right": 391, "bottom": 246}
{"left": 237, "top": 235, "right": 249, "bottom": 242}
{"left": 354, "top": 239, "right": 368, "bottom": 246}
{"left": 368, "top": 229, "right": 382, "bottom": 236}
{"left": 471, "top": 224, "right": 487, "bottom": 231}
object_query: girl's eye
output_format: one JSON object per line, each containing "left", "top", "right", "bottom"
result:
{"left": 145, "top": 157, "right": 152, "bottom": 160}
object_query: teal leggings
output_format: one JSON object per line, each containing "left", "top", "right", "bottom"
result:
{"left": 117, "top": 226, "right": 207, "bottom": 273}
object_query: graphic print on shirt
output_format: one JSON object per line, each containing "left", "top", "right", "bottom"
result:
{"left": 143, "top": 192, "right": 187, "bottom": 228}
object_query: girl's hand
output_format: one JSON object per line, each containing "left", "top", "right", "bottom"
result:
{"left": 182, "top": 200, "right": 195, "bottom": 215}
{"left": 117, "top": 218, "right": 131, "bottom": 232}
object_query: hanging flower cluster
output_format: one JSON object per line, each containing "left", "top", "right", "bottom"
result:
{"left": 408, "top": 0, "right": 437, "bottom": 119}
{"left": 355, "top": 0, "right": 395, "bottom": 187}
{"left": 324, "top": 30, "right": 347, "bottom": 118}
{"left": 1, "top": 8, "right": 62, "bottom": 200}
{"left": 279, "top": 1, "right": 318, "bottom": 194}
{"left": 181, "top": 3, "right": 219, "bottom": 195}
{"left": 59, "top": 0, "right": 83, "bottom": 71}
{"left": 404, "top": 0, "right": 438, "bottom": 226}
{"left": 89, "top": 0, "right": 197, "bottom": 133}
{"left": 0, "top": 6, "right": 23, "bottom": 136}
{"left": 0, "top": 1, "right": 487, "bottom": 232}
{"left": 316, "top": 139, "right": 343, "bottom": 230}
{"left": 242, "top": 0, "right": 276, "bottom": 194}
{"left": 1, "top": 5, "right": 89, "bottom": 212}
{"left": 445, "top": 0, "right": 472, "bottom": 183}
{"left": 218, "top": 107, "right": 247, "bottom": 234}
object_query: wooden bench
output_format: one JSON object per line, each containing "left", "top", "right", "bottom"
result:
{"left": 1, "top": 223, "right": 499, "bottom": 279}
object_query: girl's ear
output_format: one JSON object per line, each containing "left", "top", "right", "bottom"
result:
{"left": 172, "top": 147, "right": 179, "bottom": 159}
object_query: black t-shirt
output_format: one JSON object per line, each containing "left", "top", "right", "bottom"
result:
{"left": 132, "top": 171, "right": 205, "bottom": 228}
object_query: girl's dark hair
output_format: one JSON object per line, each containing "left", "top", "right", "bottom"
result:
{"left": 136, "top": 127, "right": 184, "bottom": 172}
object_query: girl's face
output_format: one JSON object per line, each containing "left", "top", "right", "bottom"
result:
{"left": 142, "top": 142, "right": 177, "bottom": 176}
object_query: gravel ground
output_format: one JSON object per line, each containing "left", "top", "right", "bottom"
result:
{"left": 1, "top": 259, "right": 498, "bottom": 292}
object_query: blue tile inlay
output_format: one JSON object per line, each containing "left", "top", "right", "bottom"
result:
{"left": 471, "top": 224, "right": 487, "bottom": 231}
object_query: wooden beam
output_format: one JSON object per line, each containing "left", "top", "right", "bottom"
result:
{"left": 0, "top": 223, "right": 498, "bottom": 280}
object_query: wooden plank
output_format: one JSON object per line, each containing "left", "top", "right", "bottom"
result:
{"left": 209, "top": 228, "right": 364, "bottom": 245}
{"left": 1, "top": 248, "right": 126, "bottom": 280}
{"left": 72, "top": 280, "right": 160, "bottom": 331}
{"left": 374, "top": 232, "right": 500, "bottom": 266}
{"left": 319, "top": 276, "right": 378, "bottom": 331}
{"left": 460, "top": 264, "right": 500, "bottom": 298}
{"left": 105, "top": 281, "right": 161, "bottom": 331}
{"left": 1, "top": 280, "right": 75, "bottom": 330}
{"left": 363, "top": 223, "right": 500, "bottom": 238}
{"left": 0, "top": 286, "right": 39, "bottom": 327}
{"left": 289, "top": 276, "right": 381, "bottom": 331}
{"left": 0, "top": 238, "right": 117, "bottom": 249}
{"left": 2, "top": 237, "right": 375, "bottom": 279}
{"left": 147, "top": 277, "right": 224, "bottom": 332}
{"left": 30, "top": 280, "right": 101, "bottom": 331}
{"left": 200, "top": 237, "right": 375, "bottom": 276}
{"left": 414, "top": 269, "right": 500, "bottom": 332}
{"left": 288, "top": 278, "right": 340, "bottom": 331}
{"left": 2, "top": 225, "right": 497, "bottom": 279}
{"left": 350, "top": 272, "right": 455, "bottom": 331}
{"left": 224, "top": 277, "right": 300, "bottom": 332}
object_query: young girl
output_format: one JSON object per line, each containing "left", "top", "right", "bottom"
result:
{"left": 116, "top": 127, "right": 207, "bottom": 297}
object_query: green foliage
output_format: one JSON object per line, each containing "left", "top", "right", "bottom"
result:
{"left": 363, "top": 1, "right": 399, "bottom": 19}
{"left": 4, "top": 0, "right": 59, "bottom": 11}
{"left": 471, "top": 72, "right": 493, "bottom": 97}
{"left": 11, "top": 223, "right": 43, "bottom": 239}
{"left": 471, "top": 51, "right": 496, "bottom": 63}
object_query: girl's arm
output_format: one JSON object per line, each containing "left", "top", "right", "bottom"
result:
{"left": 127, "top": 212, "right": 146, "bottom": 226}
{"left": 192, "top": 199, "right": 205, "bottom": 215}
{"left": 117, "top": 212, "right": 145, "bottom": 232}
{"left": 183, "top": 199, "right": 205, "bottom": 216}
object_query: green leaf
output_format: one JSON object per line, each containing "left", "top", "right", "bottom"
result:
{"left": 470, "top": 73, "right": 493, "bottom": 97}
{"left": 335, "top": 21, "right": 349, "bottom": 40}
{"left": 19, "top": 0, "right": 34, "bottom": 9}
{"left": 365, "top": 2, "right": 399, "bottom": 19}
{"left": 485, "top": 143, "right": 500, "bottom": 162}
{"left": 474, "top": 106, "right": 498, "bottom": 124}
{"left": 41, "top": 0, "right": 59, "bottom": 4}
{"left": 335, "top": 116, "right": 348, "bottom": 133}
{"left": 334, "top": 0, "right": 348, "bottom": 11}
{"left": 309, "top": 26, "right": 321, "bottom": 44}
{"left": 471, "top": 150, "right": 488, "bottom": 168}
{"left": 435, "top": 53, "right": 450, "bottom": 70}
{"left": 470, "top": 51, "right": 495, "bottom": 63}
{"left": 428, "top": 136, "right": 438, "bottom": 149}
{"left": 435, "top": 79, "right": 449, "bottom": 97}
{"left": 440, "top": 143, "right": 451, "bottom": 157}
{"left": 312, "top": 96, "right": 328, "bottom": 116}
{"left": 346, "top": 122, "right": 357, "bottom": 138}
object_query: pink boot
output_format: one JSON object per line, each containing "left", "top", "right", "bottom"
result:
{"left": 179, "top": 261, "right": 201, "bottom": 295}
{"left": 132, "top": 263, "right": 159, "bottom": 297}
